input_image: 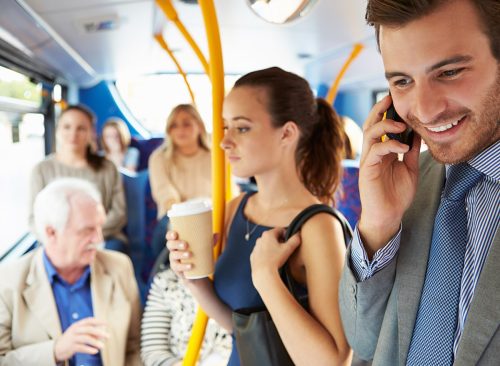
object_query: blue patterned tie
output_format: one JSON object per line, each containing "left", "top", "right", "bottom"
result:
{"left": 406, "top": 163, "right": 484, "bottom": 366}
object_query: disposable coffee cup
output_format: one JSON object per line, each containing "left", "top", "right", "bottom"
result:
{"left": 168, "top": 199, "right": 213, "bottom": 279}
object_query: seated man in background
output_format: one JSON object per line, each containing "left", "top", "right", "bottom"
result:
{"left": 0, "top": 178, "right": 141, "bottom": 366}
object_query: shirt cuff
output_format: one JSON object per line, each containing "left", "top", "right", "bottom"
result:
{"left": 350, "top": 223, "right": 402, "bottom": 281}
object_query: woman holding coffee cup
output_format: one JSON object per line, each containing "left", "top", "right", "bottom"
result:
{"left": 149, "top": 104, "right": 212, "bottom": 260}
{"left": 167, "top": 67, "right": 351, "bottom": 365}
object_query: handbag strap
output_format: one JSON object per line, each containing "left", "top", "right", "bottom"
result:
{"left": 284, "top": 204, "right": 352, "bottom": 243}
{"left": 280, "top": 204, "right": 353, "bottom": 301}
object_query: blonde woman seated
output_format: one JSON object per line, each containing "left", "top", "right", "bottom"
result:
{"left": 149, "top": 104, "right": 211, "bottom": 259}
{"left": 141, "top": 268, "right": 231, "bottom": 366}
{"left": 101, "top": 117, "right": 140, "bottom": 171}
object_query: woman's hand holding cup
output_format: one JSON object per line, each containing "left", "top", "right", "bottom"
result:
{"left": 167, "top": 200, "right": 214, "bottom": 279}
{"left": 167, "top": 230, "right": 193, "bottom": 278}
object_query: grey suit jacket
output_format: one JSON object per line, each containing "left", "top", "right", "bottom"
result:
{"left": 339, "top": 152, "right": 500, "bottom": 365}
{"left": 0, "top": 248, "right": 142, "bottom": 366}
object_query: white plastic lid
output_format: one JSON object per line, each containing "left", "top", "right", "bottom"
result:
{"left": 167, "top": 198, "right": 212, "bottom": 217}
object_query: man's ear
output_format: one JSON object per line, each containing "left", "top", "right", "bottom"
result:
{"left": 280, "top": 121, "right": 299, "bottom": 145}
{"left": 45, "top": 226, "right": 57, "bottom": 241}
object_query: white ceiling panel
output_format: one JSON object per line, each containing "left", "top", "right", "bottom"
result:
{"left": 16, "top": 0, "right": 385, "bottom": 89}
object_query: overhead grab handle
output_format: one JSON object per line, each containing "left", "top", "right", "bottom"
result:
{"left": 326, "top": 43, "right": 364, "bottom": 104}
{"left": 154, "top": 33, "right": 196, "bottom": 104}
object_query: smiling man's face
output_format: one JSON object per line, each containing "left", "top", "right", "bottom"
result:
{"left": 381, "top": 0, "right": 499, "bottom": 163}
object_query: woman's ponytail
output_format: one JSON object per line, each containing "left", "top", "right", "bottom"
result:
{"left": 296, "top": 98, "right": 344, "bottom": 203}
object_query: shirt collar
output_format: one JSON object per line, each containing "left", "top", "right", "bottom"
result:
{"left": 42, "top": 250, "right": 91, "bottom": 286}
{"left": 468, "top": 140, "right": 500, "bottom": 181}
{"left": 444, "top": 140, "right": 500, "bottom": 181}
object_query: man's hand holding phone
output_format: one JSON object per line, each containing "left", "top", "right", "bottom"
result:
{"left": 358, "top": 95, "right": 421, "bottom": 258}
{"left": 385, "top": 102, "right": 415, "bottom": 149}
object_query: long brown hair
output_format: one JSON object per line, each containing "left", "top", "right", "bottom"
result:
{"left": 58, "top": 105, "right": 105, "bottom": 171}
{"left": 234, "top": 67, "right": 344, "bottom": 203}
{"left": 366, "top": 0, "right": 500, "bottom": 60}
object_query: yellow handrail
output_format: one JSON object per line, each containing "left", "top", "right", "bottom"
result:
{"left": 156, "top": 0, "right": 210, "bottom": 76}
{"left": 326, "top": 43, "right": 364, "bottom": 104}
{"left": 154, "top": 33, "right": 196, "bottom": 105}
{"left": 181, "top": 0, "right": 225, "bottom": 365}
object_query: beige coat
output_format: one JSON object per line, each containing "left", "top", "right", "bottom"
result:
{"left": 148, "top": 146, "right": 212, "bottom": 218}
{"left": 0, "top": 248, "right": 142, "bottom": 366}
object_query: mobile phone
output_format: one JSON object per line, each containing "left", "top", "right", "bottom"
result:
{"left": 385, "top": 103, "right": 414, "bottom": 149}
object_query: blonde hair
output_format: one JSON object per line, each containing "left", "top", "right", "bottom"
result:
{"left": 101, "top": 117, "right": 131, "bottom": 153}
{"left": 162, "top": 104, "right": 210, "bottom": 161}
{"left": 341, "top": 116, "right": 363, "bottom": 159}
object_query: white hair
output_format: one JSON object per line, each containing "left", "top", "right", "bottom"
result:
{"left": 33, "top": 178, "right": 102, "bottom": 244}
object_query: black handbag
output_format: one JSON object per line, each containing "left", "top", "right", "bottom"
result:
{"left": 232, "top": 204, "right": 353, "bottom": 366}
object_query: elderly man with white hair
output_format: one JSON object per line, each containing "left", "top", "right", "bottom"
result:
{"left": 0, "top": 178, "right": 141, "bottom": 366}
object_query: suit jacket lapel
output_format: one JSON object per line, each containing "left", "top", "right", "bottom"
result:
{"left": 91, "top": 254, "right": 113, "bottom": 366}
{"left": 22, "top": 249, "right": 62, "bottom": 340}
{"left": 455, "top": 227, "right": 500, "bottom": 365}
{"left": 397, "top": 156, "right": 445, "bottom": 364}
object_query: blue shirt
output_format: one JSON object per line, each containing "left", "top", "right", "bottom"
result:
{"left": 42, "top": 251, "right": 103, "bottom": 366}
{"left": 350, "top": 140, "right": 500, "bottom": 357}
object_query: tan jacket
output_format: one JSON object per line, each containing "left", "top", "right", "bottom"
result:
{"left": 0, "top": 248, "right": 142, "bottom": 366}
{"left": 148, "top": 146, "right": 212, "bottom": 218}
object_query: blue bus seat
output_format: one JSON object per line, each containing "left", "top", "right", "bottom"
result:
{"left": 130, "top": 137, "right": 164, "bottom": 171}
{"left": 121, "top": 169, "right": 158, "bottom": 303}
{"left": 335, "top": 159, "right": 361, "bottom": 229}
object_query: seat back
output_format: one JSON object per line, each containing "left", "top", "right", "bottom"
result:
{"left": 130, "top": 137, "right": 164, "bottom": 171}
{"left": 335, "top": 160, "right": 361, "bottom": 229}
{"left": 121, "top": 169, "right": 158, "bottom": 302}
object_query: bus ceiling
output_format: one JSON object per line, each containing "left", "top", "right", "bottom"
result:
{"left": 0, "top": 0, "right": 385, "bottom": 91}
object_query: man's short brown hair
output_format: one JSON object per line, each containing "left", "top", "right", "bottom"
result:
{"left": 366, "top": 0, "right": 500, "bottom": 60}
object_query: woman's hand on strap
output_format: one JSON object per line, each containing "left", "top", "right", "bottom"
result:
{"left": 250, "top": 228, "right": 301, "bottom": 289}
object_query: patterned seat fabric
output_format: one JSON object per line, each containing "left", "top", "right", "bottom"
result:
{"left": 335, "top": 160, "right": 361, "bottom": 230}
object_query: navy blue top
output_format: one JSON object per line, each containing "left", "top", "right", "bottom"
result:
{"left": 213, "top": 193, "right": 271, "bottom": 366}
{"left": 42, "top": 251, "right": 102, "bottom": 366}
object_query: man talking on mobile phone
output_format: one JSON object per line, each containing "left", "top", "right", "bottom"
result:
{"left": 339, "top": 0, "right": 499, "bottom": 365}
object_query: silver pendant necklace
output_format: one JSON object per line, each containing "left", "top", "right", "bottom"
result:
{"left": 244, "top": 197, "right": 289, "bottom": 241}
{"left": 245, "top": 219, "right": 261, "bottom": 241}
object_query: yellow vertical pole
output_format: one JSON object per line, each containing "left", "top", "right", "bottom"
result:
{"left": 181, "top": 0, "right": 225, "bottom": 365}
{"left": 326, "top": 43, "right": 364, "bottom": 104}
{"left": 225, "top": 161, "right": 232, "bottom": 202}
{"left": 199, "top": 0, "right": 225, "bottom": 265}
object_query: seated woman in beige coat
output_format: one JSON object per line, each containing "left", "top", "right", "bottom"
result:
{"left": 148, "top": 104, "right": 211, "bottom": 260}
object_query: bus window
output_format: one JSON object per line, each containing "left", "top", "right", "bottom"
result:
{"left": 0, "top": 66, "right": 44, "bottom": 256}
{"left": 116, "top": 74, "right": 240, "bottom": 134}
